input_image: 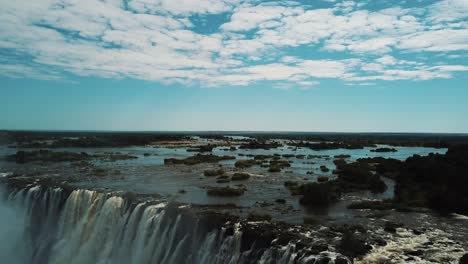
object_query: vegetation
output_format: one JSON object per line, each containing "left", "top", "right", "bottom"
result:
{"left": 11, "top": 150, "right": 90, "bottom": 163}
{"left": 206, "top": 186, "right": 245, "bottom": 196}
{"left": 164, "top": 154, "right": 235, "bottom": 165}
{"left": 370, "top": 147, "right": 397, "bottom": 152}
{"left": 234, "top": 159, "right": 258, "bottom": 168}
{"left": 238, "top": 140, "right": 281, "bottom": 150}
{"left": 320, "top": 165, "right": 330, "bottom": 172}
{"left": 394, "top": 145, "right": 468, "bottom": 214}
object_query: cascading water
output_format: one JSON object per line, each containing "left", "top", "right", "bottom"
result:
{"left": 3, "top": 186, "right": 350, "bottom": 264}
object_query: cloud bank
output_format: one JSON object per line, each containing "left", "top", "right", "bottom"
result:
{"left": 1, "top": 0, "right": 467, "bottom": 87}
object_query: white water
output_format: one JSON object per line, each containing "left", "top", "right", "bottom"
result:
{"left": 5, "top": 186, "right": 349, "bottom": 264}
{"left": 356, "top": 228, "right": 465, "bottom": 264}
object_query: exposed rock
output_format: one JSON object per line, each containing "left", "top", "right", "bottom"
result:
{"left": 204, "top": 168, "right": 225, "bottom": 177}
{"left": 290, "top": 182, "right": 339, "bottom": 206}
{"left": 384, "top": 221, "right": 404, "bottom": 233}
{"left": 247, "top": 212, "right": 272, "bottom": 222}
{"left": 231, "top": 172, "right": 251, "bottom": 181}
{"left": 338, "top": 231, "right": 372, "bottom": 259}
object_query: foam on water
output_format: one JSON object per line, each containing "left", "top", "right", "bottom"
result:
{"left": 357, "top": 228, "right": 465, "bottom": 264}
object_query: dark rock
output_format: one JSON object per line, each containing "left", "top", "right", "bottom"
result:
{"left": 384, "top": 222, "right": 404, "bottom": 233}
{"left": 268, "top": 166, "right": 281, "bottom": 172}
{"left": 231, "top": 172, "right": 251, "bottom": 181}
{"left": 317, "top": 176, "right": 329, "bottom": 182}
{"left": 460, "top": 253, "right": 468, "bottom": 264}
{"left": 338, "top": 231, "right": 372, "bottom": 258}
{"left": 204, "top": 169, "right": 225, "bottom": 177}
{"left": 310, "top": 243, "right": 328, "bottom": 254}
{"left": 407, "top": 249, "right": 424, "bottom": 256}
{"left": 247, "top": 212, "right": 272, "bottom": 222}
{"left": 314, "top": 257, "right": 331, "bottom": 264}
{"left": 335, "top": 256, "right": 349, "bottom": 264}
{"left": 298, "top": 182, "right": 338, "bottom": 206}
{"left": 275, "top": 198, "right": 286, "bottom": 204}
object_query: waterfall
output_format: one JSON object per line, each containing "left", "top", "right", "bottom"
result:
{"left": 4, "top": 186, "right": 350, "bottom": 264}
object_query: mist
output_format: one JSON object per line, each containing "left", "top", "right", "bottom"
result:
{"left": 0, "top": 186, "right": 30, "bottom": 264}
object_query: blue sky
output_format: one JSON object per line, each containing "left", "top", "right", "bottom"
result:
{"left": 1, "top": 0, "right": 468, "bottom": 132}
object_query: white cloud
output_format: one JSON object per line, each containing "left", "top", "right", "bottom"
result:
{"left": 376, "top": 55, "right": 397, "bottom": 65}
{"left": 428, "top": 0, "right": 468, "bottom": 22}
{"left": 128, "top": 0, "right": 241, "bottom": 15}
{"left": 221, "top": 4, "right": 302, "bottom": 31}
{"left": 398, "top": 29, "right": 468, "bottom": 51}
{"left": 0, "top": 0, "right": 467, "bottom": 87}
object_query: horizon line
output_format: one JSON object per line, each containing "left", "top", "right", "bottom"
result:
{"left": 2, "top": 129, "right": 468, "bottom": 136}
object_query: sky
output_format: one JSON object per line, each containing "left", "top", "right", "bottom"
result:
{"left": 1, "top": 0, "right": 468, "bottom": 132}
